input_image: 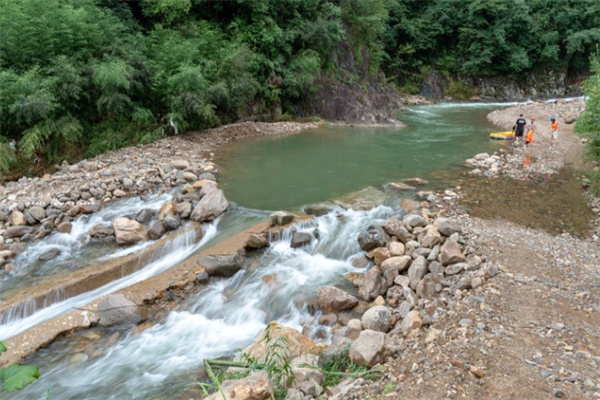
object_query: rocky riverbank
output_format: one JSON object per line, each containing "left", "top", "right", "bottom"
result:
{"left": 0, "top": 122, "right": 319, "bottom": 272}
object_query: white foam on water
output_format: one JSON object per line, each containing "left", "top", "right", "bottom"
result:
{"left": 9, "top": 206, "right": 395, "bottom": 399}
{"left": 0, "top": 221, "right": 218, "bottom": 340}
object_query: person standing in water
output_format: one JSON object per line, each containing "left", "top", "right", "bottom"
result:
{"left": 550, "top": 116, "right": 558, "bottom": 146}
{"left": 514, "top": 114, "right": 527, "bottom": 144}
{"left": 525, "top": 116, "right": 535, "bottom": 147}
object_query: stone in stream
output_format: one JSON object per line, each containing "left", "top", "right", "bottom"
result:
{"left": 303, "top": 204, "right": 332, "bottom": 217}
{"left": 440, "top": 240, "right": 466, "bottom": 265}
{"left": 349, "top": 330, "right": 386, "bottom": 367}
{"left": 56, "top": 221, "right": 73, "bottom": 234}
{"left": 246, "top": 233, "right": 268, "bottom": 249}
{"left": 190, "top": 188, "right": 229, "bottom": 222}
{"left": 405, "top": 177, "right": 428, "bottom": 186}
{"left": 163, "top": 216, "right": 181, "bottom": 231}
{"left": 361, "top": 306, "right": 391, "bottom": 332}
{"left": 291, "top": 231, "right": 312, "bottom": 248}
{"left": 88, "top": 224, "right": 114, "bottom": 239}
{"left": 135, "top": 209, "right": 154, "bottom": 225}
{"left": 38, "top": 248, "right": 61, "bottom": 261}
{"left": 317, "top": 286, "right": 358, "bottom": 313}
{"left": 5, "top": 226, "right": 35, "bottom": 239}
{"left": 112, "top": 217, "right": 147, "bottom": 245}
{"left": 357, "top": 229, "right": 385, "bottom": 251}
{"left": 176, "top": 201, "right": 192, "bottom": 219}
{"left": 158, "top": 201, "right": 177, "bottom": 221}
{"left": 387, "top": 182, "right": 416, "bottom": 191}
{"left": 98, "top": 294, "right": 141, "bottom": 327}
{"left": 268, "top": 211, "right": 295, "bottom": 226}
{"left": 197, "top": 254, "right": 243, "bottom": 277}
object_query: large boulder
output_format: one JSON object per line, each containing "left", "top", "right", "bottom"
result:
{"left": 197, "top": 254, "right": 244, "bottom": 277}
{"left": 291, "top": 232, "right": 312, "bottom": 248}
{"left": 5, "top": 226, "right": 35, "bottom": 238}
{"left": 268, "top": 211, "right": 295, "bottom": 226}
{"left": 357, "top": 229, "right": 385, "bottom": 251}
{"left": 56, "top": 221, "right": 72, "bottom": 234}
{"left": 158, "top": 201, "right": 177, "bottom": 221}
{"left": 98, "top": 294, "right": 141, "bottom": 327}
{"left": 147, "top": 221, "right": 166, "bottom": 240}
{"left": 303, "top": 204, "right": 332, "bottom": 217}
{"left": 204, "top": 370, "right": 273, "bottom": 400}
{"left": 190, "top": 188, "right": 229, "bottom": 222}
{"left": 135, "top": 209, "right": 154, "bottom": 225}
{"left": 317, "top": 286, "right": 358, "bottom": 313}
{"left": 358, "top": 266, "right": 387, "bottom": 300}
{"left": 112, "top": 218, "right": 147, "bottom": 245}
{"left": 238, "top": 322, "right": 319, "bottom": 362}
{"left": 246, "top": 233, "right": 268, "bottom": 249}
{"left": 26, "top": 206, "right": 46, "bottom": 223}
{"left": 440, "top": 240, "right": 466, "bottom": 265}
{"left": 349, "top": 330, "right": 386, "bottom": 367}
{"left": 408, "top": 256, "right": 428, "bottom": 290}
{"left": 361, "top": 306, "right": 391, "bottom": 332}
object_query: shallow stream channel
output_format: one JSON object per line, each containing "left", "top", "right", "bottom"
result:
{"left": 5, "top": 102, "right": 589, "bottom": 399}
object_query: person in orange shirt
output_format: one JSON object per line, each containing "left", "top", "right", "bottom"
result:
{"left": 525, "top": 116, "right": 535, "bottom": 147}
{"left": 550, "top": 116, "right": 558, "bottom": 146}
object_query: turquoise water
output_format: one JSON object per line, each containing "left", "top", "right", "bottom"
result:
{"left": 218, "top": 104, "right": 507, "bottom": 210}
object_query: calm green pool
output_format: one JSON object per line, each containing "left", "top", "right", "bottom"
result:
{"left": 218, "top": 103, "right": 508, "bottom": 210}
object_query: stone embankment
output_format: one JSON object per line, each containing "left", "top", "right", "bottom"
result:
{"left": 0, "top": 121, "right": 318, "bottom": 272}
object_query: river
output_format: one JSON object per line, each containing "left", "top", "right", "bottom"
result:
{"left": 5, "top": 103, "right": 517, "bottom": 399}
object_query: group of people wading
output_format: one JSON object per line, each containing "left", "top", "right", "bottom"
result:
{"left": 513, "top": 114, "right": 559, "bottom": 148}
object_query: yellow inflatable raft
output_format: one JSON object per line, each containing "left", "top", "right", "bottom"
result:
{"left": 489, "top": 131, "right": 515, "bottom": 140}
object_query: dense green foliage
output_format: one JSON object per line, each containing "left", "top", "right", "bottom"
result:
{"left": 0, "top": 341, "right": 40, "bottom": 394}
{"left": 1, "top": 0, "right": 599, "bottom": 175}
{"left": 576, "top": 51, "right": 600, "bottom": 193}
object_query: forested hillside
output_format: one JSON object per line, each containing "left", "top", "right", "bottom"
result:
{"left": 1, "top": 0, "right": 599, "bottom": 176}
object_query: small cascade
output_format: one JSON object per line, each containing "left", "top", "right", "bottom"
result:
{"left": 0, "top": 193, "right": 172, "bottom": 299}
{"left": 0, "top": 221, "right": 216, "bottom": 341}
{"left": 8, "top": 206, "right": 395, "bottom": 399}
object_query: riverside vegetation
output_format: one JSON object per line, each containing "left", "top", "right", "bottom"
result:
{"left": 1, "top": 0, "right": 599, "bottom": 177}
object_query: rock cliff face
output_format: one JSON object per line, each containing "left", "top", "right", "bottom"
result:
{"left": 297, "top": 29, "right": 404, "bottom": 124}
{"left": 419, "top": 69, "right": 585, "bottom": 101}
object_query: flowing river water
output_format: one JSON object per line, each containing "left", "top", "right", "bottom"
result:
{"left": 6, "top": 102, "right": 587, "bottom": 399}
